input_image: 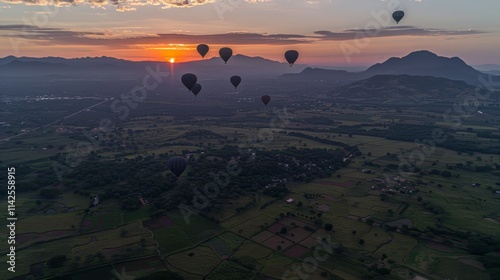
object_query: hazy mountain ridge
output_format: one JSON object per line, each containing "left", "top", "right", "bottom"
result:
{"left": 0, "top": 51, "right": 497, "bottom": 84}
{"left": 332, "top": 74, "right": 478, "bottom": 100}
{"left": 365, "top": 51, "right": 483, "bottom": 84}
{"left": 284, "top": 50, "right": 491, "bottom": 86}
{"left": 0, "top": 57, "right": 154, "bottom": 78}
{"left": 473, "top": 64, "right": 500, "bottom": 71}
{"left": 172, "top": 54, "right": 307, "bottom": 77}
{"left": 0, "top": 55, "right": 154, "bottom": 67}
{"left": 480, "top": 70, "right": 500, "bottom": 75}
{"left": 0, "top": 54, "right": 307, "bottom": 79}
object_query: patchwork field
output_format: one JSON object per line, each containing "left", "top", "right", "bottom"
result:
{"left": 3, "top": 95, "right": 500, "bottom": 280}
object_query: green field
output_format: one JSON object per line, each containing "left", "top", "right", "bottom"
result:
{"left": 2, "top": 93, "right": 500, "bottom": 280}
{"left": 155, "top": 226, "right": 193, "bottom": 252}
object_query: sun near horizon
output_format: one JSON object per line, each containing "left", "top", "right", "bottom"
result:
{"left": 169, "top": 58, "right": 175, "bottom": 64}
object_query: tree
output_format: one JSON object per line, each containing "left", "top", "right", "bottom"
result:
{"left": 333, "top": 245, "right": 344, "bottom": 254}
{"left": 467, "top": 238, "right": 491, "bottom": 255}
{"left": 121, "top": 196, "right": 140, "bottom": 210}
{"left": 96, "top": 252, "right": 105, "bottom": 262}
{"left": 47, "top": 255, "right": 67, "bottom": 268}
{"left": 352, "top": 230, "right": 357, "bottom": 236}
{"left": 441, "top": 171, "right": 452, "bottom": 177}
{"left": 380, "top": 193, "right": 388, "bottom": 201}
{"left": 376, "top": 268, "right": 390, "bottom": 275}
{"left": 324, "top": 223, "right": 333, "bottom": 231}
{"left": 359, "top": 239, "right": 365, "bottom": 245}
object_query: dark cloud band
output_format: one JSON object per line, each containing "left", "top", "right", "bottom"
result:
{"left": 0, "top": 24, "right": 484, "bottom": 47}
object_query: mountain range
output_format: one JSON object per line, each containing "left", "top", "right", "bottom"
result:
{"left": 0, "top": 54, "right": 306, "bottom": 79}
{"left": 0, "top": 50, "right": 497, "bottom": 86}
{"left": 283, "top": 50, "right": 494, "bottom": 86}
{"left": 473, "top": 64, "right": 500, "bottom": 73}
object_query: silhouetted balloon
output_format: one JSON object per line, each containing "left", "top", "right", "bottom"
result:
{"left": 219, "top": 47, "right": 233, "bottom": 64}
{"left": 285, "top": 50, "right": 299, "bottom": 67}
{"left": 167, "top": 156, "right": 187, "bottom": 178}
{"left": 181, "top": 73, "right": 197, "bottom": 91}
{"left": 191, "top": 83, "right": 201, "bottom": 96}
{"left": 197, "top": 44, "right": 209, "bottom": 59}
{"left": 261, "top": 95, "right": 271, "bottom": 106}
{"left": 392, "top": 11, "right": 404, "bottom": 24}
{"left": 230, "top": 75, "right": 241, "bottom": 89}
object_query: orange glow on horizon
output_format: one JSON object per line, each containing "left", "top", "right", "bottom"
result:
{"left": 145, "top": 44, "right": 193, "bottom": 63}
{"left": 132, "top": 42, "right": 390, "bottom": 65}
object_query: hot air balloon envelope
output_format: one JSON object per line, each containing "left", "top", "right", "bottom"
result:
{"left": 261, "top": 95, "right": 271, "bottom": 106}
{"left": 285, "top": 50, "right": 299, "bottom": 67}
{"left": 191, "top": 83, "right": 201, "bottom": 96}
{"left": 392, "top": 11, "right": 404, "bottom": 23}
{"left": 181, "top": 73, "right": 197, "bottom": 92}
{"left": 197, "top": 44, "right": 209, "bottom": 58}
{"left": 219, "top": 47, "right": 233, "bottom": 64}
{"left": 230, "top": 76, "right": 241, "bottom": 89}
{"left": 167, "top": 156, "right": 187, "bottom": 177}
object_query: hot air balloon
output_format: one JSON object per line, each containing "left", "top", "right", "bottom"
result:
{"left": 261, "top": 95, "right": 271, "bottom": 106}
{"left": 230, "top": 76, "right": 241, "bottom": 89}
{"left": 219, "top": 47, "right": 233, "bottom": 64}
{"left": 285, "top": 50, "right": 299, "bottom": 67}
{"left": 191, "top": 83, "right": 201, "bottom": 96}
{"left": 181, "top": 73, "right": 197, "bottom": 92}
{"left": 167, "top": 156, "right": 187, "bottom": 178}
{"left": 392, "top": 11, "right": 404, "bottom": 24}
{"left": 197, "top": 44, "right": 209, "bottom": 59}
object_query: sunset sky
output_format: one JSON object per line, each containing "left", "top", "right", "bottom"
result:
{"left": 0, "top": 0, "right": 498, "bottom": 66}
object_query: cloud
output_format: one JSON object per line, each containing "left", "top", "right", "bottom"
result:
{"left": 314, "top": 26, "right": 484, "bottom": 41}
{"left": 0, "top": 0, "right": 270, "bottom": 11}
{"left": 0, "top": 24, "right": 484, "bottom": 49}
{"left": 1, "top": 24, "right": 312, "bottom": 46}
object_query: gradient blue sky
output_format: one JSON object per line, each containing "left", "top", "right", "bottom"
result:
{"left": 0, "top": 0, "right": 498, "bottom": 66}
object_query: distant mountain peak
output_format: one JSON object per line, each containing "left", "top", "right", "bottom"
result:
{"left": 404, "top": 50, "right": 438, "bottom": 58}
{"left": 283, "top": 50, "right": 485, "bottom": 85}
{"left": 364, "top": 50, "right": 481, "bottom": 84}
